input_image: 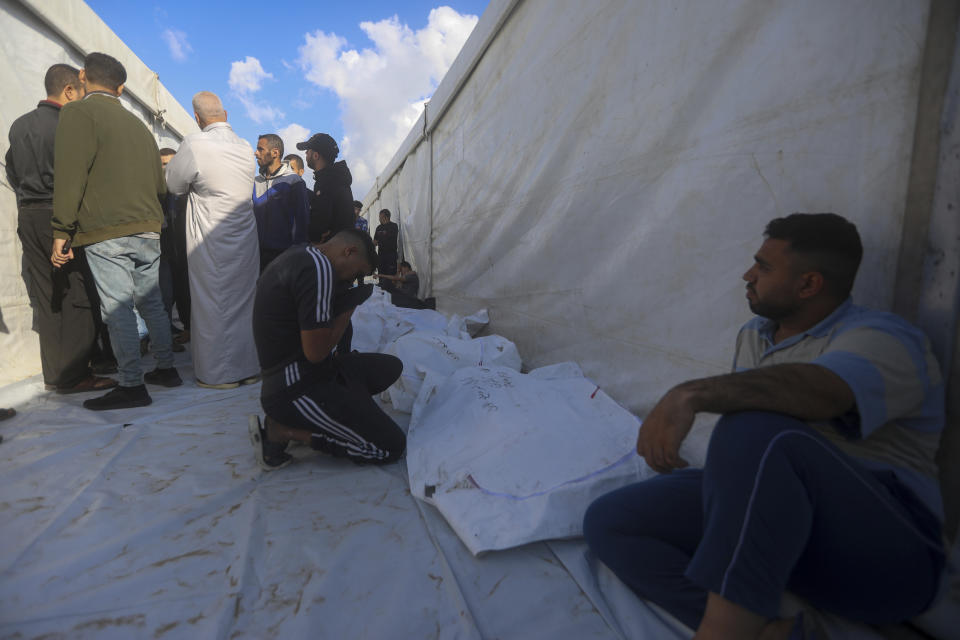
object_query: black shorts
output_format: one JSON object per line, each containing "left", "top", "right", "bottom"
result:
{"left": 261, "top": 353, "right": 405, "bottom": 464}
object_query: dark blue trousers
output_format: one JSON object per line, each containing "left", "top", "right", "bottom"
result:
{"left": 582, "top": 412, "right": 944, "bottom": 630}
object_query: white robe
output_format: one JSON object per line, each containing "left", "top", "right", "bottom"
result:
{"left": 165, "top": 122, "right": 260, "bottom": 385}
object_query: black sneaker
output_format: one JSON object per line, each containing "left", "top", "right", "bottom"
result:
{"left": 248, "top": 415, "right": 291, "bottom": 471}
{"left": 144, "top": 367, "right": 183, "bottom": 387}
{"left": 83, "top": 384, "right": 152, "bottom": 411}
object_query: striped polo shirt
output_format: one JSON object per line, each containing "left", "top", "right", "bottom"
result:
{"left": 733, "top": 298, "right": 945, "bottom": 519}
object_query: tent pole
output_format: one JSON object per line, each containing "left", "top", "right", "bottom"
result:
{"left": 428, "top": 112, "right": 435, "bottom": 298}
{"left": 893, "top": 0, "right": 958, "bottom": 323}
{"left": 893, "top": 0, "right": 960, "bottom": 543}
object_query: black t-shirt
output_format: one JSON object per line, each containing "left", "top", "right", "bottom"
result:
{"left": 253, "top": 244, "right": 334, "bottom": 370}
{"left": 374, "top": 221, "right": 399, "bottom": 256}
{"left": 399, "top": 271, "right": 420, "bottom": 297}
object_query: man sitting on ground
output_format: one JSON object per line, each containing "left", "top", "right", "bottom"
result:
{"left": 249, "top": 229, "right": 406, "bottom": 470}
{"left": 583, "top": 213, "right": 946, "bottom": 639}
{"left": 374, "top": 260, "right": 427, "bottom": 309}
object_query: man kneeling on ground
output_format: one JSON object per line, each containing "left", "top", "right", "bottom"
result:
{"left": 249, "top": 229, "right": 405, "bottom": 469}
{"left": 583, "top": 213, "right": 946, "bottom": 639}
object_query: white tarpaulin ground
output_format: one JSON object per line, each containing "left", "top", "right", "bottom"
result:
{"left": 0, "top": 292, "right": 902, "bottom": 639}
{"left": 0, "top": 295, "right": 692, "bottom": 640}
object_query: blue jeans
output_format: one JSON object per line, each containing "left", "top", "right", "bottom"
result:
{"left": 85, "top": 236, "right": 173, "bottom": 386}
{"left": 582, "top": 412, "right": 944, "bottom": 630}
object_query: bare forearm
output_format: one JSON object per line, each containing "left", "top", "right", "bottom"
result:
{"left": 301, "top": 310, "right": 354, "bottom": 363}
{"left": 674, "top": 364, "right": 854, "bottom": 421}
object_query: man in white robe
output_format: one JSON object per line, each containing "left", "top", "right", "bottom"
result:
{"left": 165, "top": 92, "right": 260, "bottom": 388}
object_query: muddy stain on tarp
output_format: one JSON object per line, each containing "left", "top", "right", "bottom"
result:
{"left": 153, "top": 621, "right": 179, "bottom": 638}
{"left": 150, "top": 549, "right": 213, "bottom": 568}
{"left": 72, "top": 613, "right": 145, "bottom": 631}
{"left": 487, "top": 575, "right": 507, "bottom": 598}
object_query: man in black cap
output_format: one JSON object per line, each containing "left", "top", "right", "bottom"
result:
{"left": 296, "top": 133, "right": 355, "bottom": 242}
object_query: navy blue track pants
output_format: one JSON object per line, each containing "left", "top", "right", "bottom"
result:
{"left": 582, "top": 411, "right": 944, "bottom": 630}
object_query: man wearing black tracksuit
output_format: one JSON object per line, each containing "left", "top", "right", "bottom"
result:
{"left": 248, "top": 229, "right": 405, "bottom": 471}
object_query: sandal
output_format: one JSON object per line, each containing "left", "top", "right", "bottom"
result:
{"left": 56, "top": 376, "right": 118, "bottom": 395}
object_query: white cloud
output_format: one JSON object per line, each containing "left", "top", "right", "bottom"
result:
{"left": 239, "top": 100, "right": 284, "bottom": 125}
{"left": 161, "top": 29, "right": 192, "bottom": 62}
{"left": 276, "top": 123, "right": 313, "bottom": 188}
{"left": 297, "top": 7, "right": 479, "bottom": 196}
{"left": 229, "top": 56, "right": 273, "bottom": 93}
{"left": 228, "top": 56, "right": 284, "bottom": 125}
{"left": 277, "top": 123, "right": 311, "bottom": 161}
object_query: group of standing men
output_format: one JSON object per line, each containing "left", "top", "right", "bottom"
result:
{"left": 7, "top": 52, "right": 409, "bottom": 411}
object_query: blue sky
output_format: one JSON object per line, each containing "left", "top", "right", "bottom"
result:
{"left": 86, "top": 0, "right": 489, "bottom": 196}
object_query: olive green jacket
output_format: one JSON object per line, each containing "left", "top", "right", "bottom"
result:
{"left": 52, "top": 92, "right": 165, "bottom": 246}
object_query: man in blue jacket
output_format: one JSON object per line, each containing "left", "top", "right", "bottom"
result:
{"left": 253, "top": 133, "right": 310, "bottom": 270}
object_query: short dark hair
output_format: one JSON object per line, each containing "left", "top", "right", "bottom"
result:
{"left": 44, "top": 64, "right": 79, "bottom": 97}
{"left": 283, "top": 154, "right": 303, "bottom": 171}
{"left": 764, "top": 213, "right": 862, "bottom": 299}
{"left": 159, "top": 147, "right": 176, "bottom": 156}
{"left": 399, "top": 260, "right": 412, "bottom": 270}
{"left": 353, "top": 200, "right": 363, "bottom": 210}
{"left": 83, "top": 52, "right": 126, "bottom": 91}
{"left": 259, "top": 133, "right": 283, "bottom": 156}
{"left": 334, "top": 228, "right": 378, "bottom": 269}
{"left": 379, "top": 209, "right": 391, "bottom": 220}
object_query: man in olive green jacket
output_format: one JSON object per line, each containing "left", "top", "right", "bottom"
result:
{"left": 52, "top": 52, "right": 181, "bottom": 411}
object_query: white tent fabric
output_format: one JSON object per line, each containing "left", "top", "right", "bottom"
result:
{"left": 0, "top": 0, "right": 198, "bottom": 385}
{"left": 363, "top": 0, "right": 933, "bottom": 418}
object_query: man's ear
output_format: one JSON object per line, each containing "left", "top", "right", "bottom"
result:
{"left": 116, "top": 83, "right": 124, "bottom": 97}
{"left": 797, "top": 271, "right": 825, "bottom": 299}
{"left": 78, "top": 69, "right": 87, "bottom": 84}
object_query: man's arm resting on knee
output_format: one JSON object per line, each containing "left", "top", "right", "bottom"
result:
{"left": 637, "top": 364, "right": 854, "bottom": 473}
{"left": 300, "top": 309, "right": 354, "bottom": 363}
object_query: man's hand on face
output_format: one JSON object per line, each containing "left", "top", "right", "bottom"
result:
{"left": 636, "top": 386, "right": 694, "bottom": 473}
{"left": 50, "top": 238, "right": 74, "bottom": 267}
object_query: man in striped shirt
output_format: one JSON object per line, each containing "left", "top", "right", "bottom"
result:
{"left": 250, "top": 229, "right": 405, "bottom": 469}
{"left": 583, "top": 213, "right": 946, "bottom": 639}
